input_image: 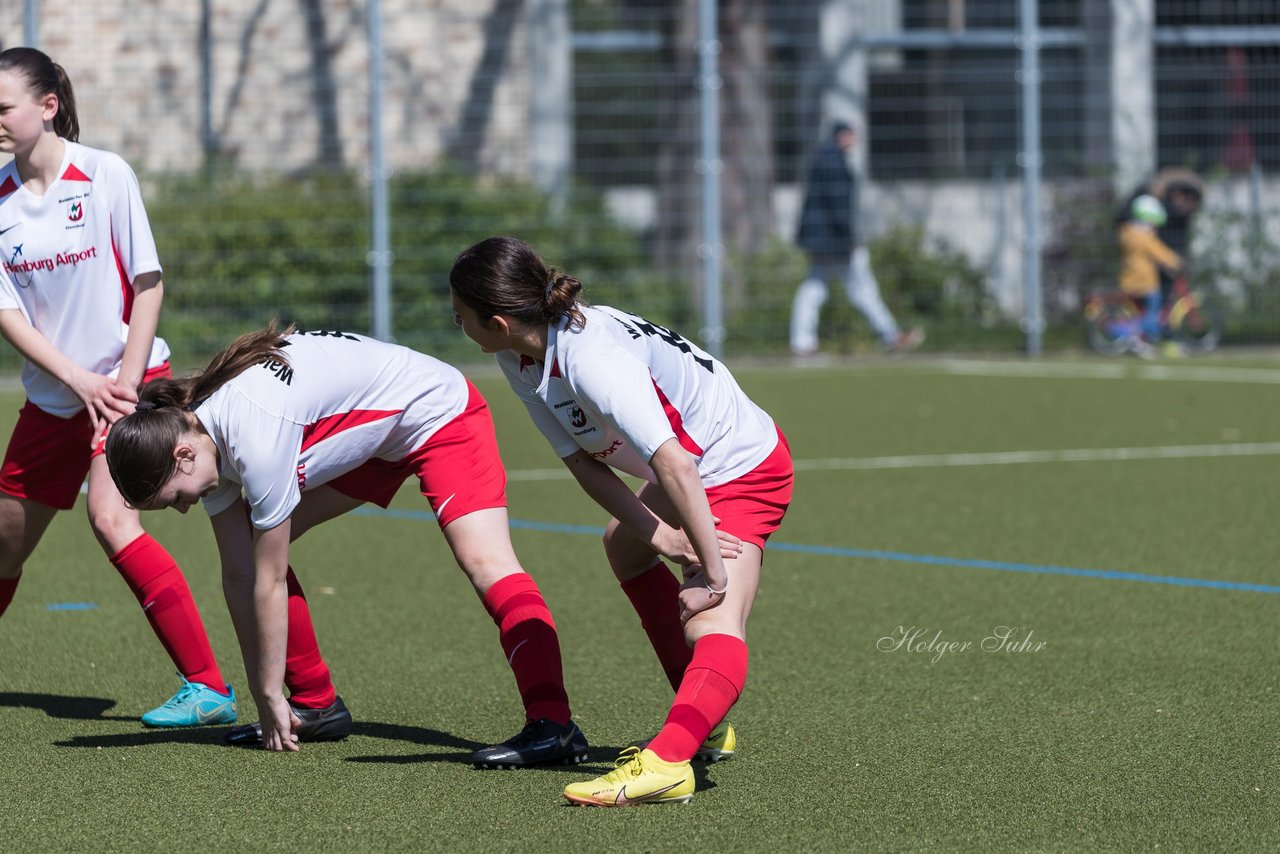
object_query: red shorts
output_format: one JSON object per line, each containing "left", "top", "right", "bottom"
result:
{"left": 705, "top": 426, "right": 794, "bottom": 550}
{"left": 0, "top": 363, "right": 173, "bottom": 510}
{"left": 327, "top": 380, "right": 507, "bottom": 528}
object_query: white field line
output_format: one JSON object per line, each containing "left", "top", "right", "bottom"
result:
{"left": 505, "top": 441, "right": 1280, "bottom": 481}
{"left": 939, "top": 359, "right": 1280, "bottom": 384}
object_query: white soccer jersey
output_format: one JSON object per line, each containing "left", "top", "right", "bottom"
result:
{"left": 196, "top": 331, "right": 469, "bottom": 530}
{"left": 0, "top": 141, "right": 169, "bottom": 417}
{"left": 498, "top": 304, "right": 777, "bottom": 487}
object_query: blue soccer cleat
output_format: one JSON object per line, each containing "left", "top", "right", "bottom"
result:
{"left": 141, "top": 674, "right": 238, "bottom": 728}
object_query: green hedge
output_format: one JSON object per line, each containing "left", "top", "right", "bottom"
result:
{"left": 146, "top": 166, "right": 689, "bottom": 368}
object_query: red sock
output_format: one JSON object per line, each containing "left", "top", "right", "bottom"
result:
{"left": 482, "top": 573, "right": 571, "bottom": 725}
{"left": 0, "top": 575, "right": 19, "bottom": 616}
{"left": 621, "top": 562, "right": 692, "bottom": 691}
{"left": 110, "top": 534, "right": 226, "bottom": 694}
{"left": 282, "top": 567, "right": 337, "bottom": 709}
{"left": 647, "top": 634, "right": 748, "bottom": 763}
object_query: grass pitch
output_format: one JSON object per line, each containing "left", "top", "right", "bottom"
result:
{"left": 1, "top": 353, "right": 1277, "bottom": 851}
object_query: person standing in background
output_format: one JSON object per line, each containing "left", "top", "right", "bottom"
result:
{"left": 790, "top": 121, "right": 922, "bottom": 356}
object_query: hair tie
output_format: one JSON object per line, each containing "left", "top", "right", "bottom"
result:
{"left": 135, "top": 401, "right": 157, "bottom": 411}
{"left": 544, "top": 279, "right": 555, "bottom": 300}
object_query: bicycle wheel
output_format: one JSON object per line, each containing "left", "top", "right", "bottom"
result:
{"left": 1084, "top": 295, "right": 1140, "bottom": 356}
{"left": 1168, "top": 289, "right": 1222, "bottom": 353}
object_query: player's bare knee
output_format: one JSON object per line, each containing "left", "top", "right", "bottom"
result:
{"left": 86, "top": 501, "right": 142, "bottom": 554}
{"left": 602, "top": 519, "right": 650, "bottom": 576}
{"left": 0, "top": 537, "right": 25, "bottom": 578}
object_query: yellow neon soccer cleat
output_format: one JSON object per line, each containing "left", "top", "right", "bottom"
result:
{"left": 564, "top": 747, "right": 694, "bottom": 807}
{"left": 696, "top": 720, "right": 736, "bottom": 763}
{"left": 635, "top": 720, "right": 737, "bottom": 762}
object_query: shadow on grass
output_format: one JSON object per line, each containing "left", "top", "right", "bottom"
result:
{"left": 0, "top": 691, "right": 134, "bottom": 721}
{"left": 342, "top": 721, "right": 483, "bottom": 764}
{"left": 52, "top": 719, "right": 485, "bottom": 752}
{"left": 54, "top": 728, "right": 219, "bottom": 748}
{"left": 345, "top": 723, "right": 627, "bottom": 772}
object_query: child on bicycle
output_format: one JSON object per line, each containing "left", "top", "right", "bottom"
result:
{"left": 1117, "top": 194, "right": 1183, "bottom": 357}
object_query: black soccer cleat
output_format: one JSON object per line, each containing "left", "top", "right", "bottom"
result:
{"left": 471, "top": 718, "right": 589, "bottom": 769}
{"left": 223, "top": 695, "right": 353, "bottom": 747}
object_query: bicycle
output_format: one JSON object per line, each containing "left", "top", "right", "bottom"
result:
{"left": 1083, "top": 275, "right": 1222, "bottom": 356}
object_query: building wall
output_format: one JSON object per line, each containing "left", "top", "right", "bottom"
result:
{"left": 0, "top": 0, "right": 532, "bottom": 175}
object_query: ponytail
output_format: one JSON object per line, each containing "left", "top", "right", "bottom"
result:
{"left": 450, "top": 236, "right": 587, "bottom": 331}
{"left": 0, "top": 47, "right": 79, "bottom": 141}
{"left": 106, "top": 321, "right": 296, "bottom": 506}
{"left": 51, "top": 62, "right": 79, "bottom": 142}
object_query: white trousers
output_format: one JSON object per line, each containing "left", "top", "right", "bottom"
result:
{"left": 790, "top": 247, "right": 899, "bottom": 353}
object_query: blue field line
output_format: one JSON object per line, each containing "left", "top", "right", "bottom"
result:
{"left": 47, "top": 602, "right": 98, "bottom": 611}
{"left": 353, "top": 506, "right": 1278, "bottom": 595}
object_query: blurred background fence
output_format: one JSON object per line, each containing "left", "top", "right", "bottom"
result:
{"left": 1, "top": 0, "right": 1277, "bottom": 367}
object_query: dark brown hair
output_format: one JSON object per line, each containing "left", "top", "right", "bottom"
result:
{"left": 0, "top": 47, "right": 79, "bottom": 141}
{"left": 449, "top": 236, "right": 586, "bottom": 330}
{"left": 105, "top": 322, "right": 296, "bottom": 506}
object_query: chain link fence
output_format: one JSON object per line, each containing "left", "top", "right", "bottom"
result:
{"left": 0, "top": 0, "right": 1276, "bottom": 369}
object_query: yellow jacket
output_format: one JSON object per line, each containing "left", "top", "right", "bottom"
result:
{"left": 1118, "top": 223, "right": 1181, "bottom": 296}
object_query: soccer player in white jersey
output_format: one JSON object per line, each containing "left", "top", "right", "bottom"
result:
{"left": 105, "top": 324, "right": 588, "bottom": 761}
{"left": 449, "top": 236, "right": 794, "bottom": 806}
{"left": 0, "top": 47, "right": 237, "bottom": 727}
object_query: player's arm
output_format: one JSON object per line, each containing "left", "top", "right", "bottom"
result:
{"left": 648, "top": 439, "right": 729, "bottom": 613}
{"left": 211, "top": 502, "right": 299, "bottom": 752}
{"left": 561, "top": 448, "right": 740, "bottom": 566}
{"left": 0, "top": 308, "right": 134, "bottom": 431}
{"left": 118, "top": 271, "right": 163, "bottom": 392}
{"left": 248, "top": 517, "right": 299, "bottom": 751}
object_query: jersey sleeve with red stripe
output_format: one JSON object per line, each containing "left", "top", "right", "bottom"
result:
{"left": 556, "top": 324, "right": 678, "bottom": 464}
{"left": 104, "top": 149, "right": 161, "bottom": 298}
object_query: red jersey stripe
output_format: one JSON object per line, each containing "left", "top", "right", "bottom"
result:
{"left": 111, "top": 215, "right": 134, "bottom": 323}
{"left": 300, "top": 409, "right": 402, "bottom": 453}
{"left": 651, "top": 380, "right": 704, "bottom": 457}
{"left": 62, "top": 163, "right": 92, "bottom": 182}
{"left": 0, "top": 176, "right": 17, "bottom": 197}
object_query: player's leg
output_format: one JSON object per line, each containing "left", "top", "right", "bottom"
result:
{"left": 422, "top": 381, "right": 583, "bottom": 767}
{"left": 603, "top": 484, "right": 694, "bottom": 691}
{"left": 223, "top": 486, "right": 360, "bottom": 747}
{"left": 0, "top": 494, "right": 58, "bottom": 613}
{"left": 86, "top": 453, "right": 237, "bottom": 727}
{"left": 566, "top": 431, "right": 792, "bottom": 806}
{"left": 0, "top": 401, "right": 73, "bottom": 612}
{"left": 444, "top": 505, "right": 586, "bottom": 768}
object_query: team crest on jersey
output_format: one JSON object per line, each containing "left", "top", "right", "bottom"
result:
{"left": 569, "top": 406, "right": 587, "bottom": 429}
{"left": 67, "top": 202, "right": 84, "bottom": 222}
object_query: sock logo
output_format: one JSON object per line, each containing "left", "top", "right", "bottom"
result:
{"left": 506, "top": 638, "right": 529, "bottom": 665}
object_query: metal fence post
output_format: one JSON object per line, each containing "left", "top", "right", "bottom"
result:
{"left": 367, "top": 0, "right": 393, "bottom": 342}
{"left": 24, "top": 0, "right": 38, "bottom": 47}
{"left": 1019, "top": 0, "right": 1044, "bottom": 357}
{"left": 697, "top": 0, "right": 724, "bottom": 357}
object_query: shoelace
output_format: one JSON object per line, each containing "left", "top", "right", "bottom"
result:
{"left": 160, "top": 679, "right": 200, "bottom": 708}
{"left": 600, "top": 746, "right": 645, "bottom": 783}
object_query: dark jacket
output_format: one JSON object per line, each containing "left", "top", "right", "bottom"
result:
{"left": 795, "top": 139, "right": 857, "bottom": 261}
{"left": 1115, "top": 167, "right": 1203, "bottom": 255}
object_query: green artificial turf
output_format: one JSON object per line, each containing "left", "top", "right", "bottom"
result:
{"left": 0, "top": 353, "right": 1277, "bottom": 851}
